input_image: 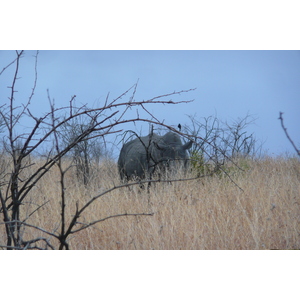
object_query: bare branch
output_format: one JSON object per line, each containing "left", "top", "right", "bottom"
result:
{"left": 0, "top": 220, "right": 59, "bottom": 239}
{"left": 22, "top": 200, "right": 50, "bottom": 223}
{"left": 279, "top": 112, "right": 300, "bottom": 157}
{"left": 0, "top": 55, "right": 19, "bottom": 76}
{"left": 71, "top": 212, "right": 154, "bottom": 234}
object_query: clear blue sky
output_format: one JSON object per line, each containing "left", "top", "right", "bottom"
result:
{"left": 1, "top": 50, "right": 299, "bottom": 157}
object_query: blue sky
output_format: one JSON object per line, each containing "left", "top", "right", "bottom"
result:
{"left": 1, "top": 50, "right": 299, "bottom": 157}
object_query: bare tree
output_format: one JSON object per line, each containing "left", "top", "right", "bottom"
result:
{"left": 0, "top": 51, "right": 197, "bottom": 249}
{"left": 59, "top": 106, "right": 107, "bottom": 186}
{"left": 182, "top": 114, "right": 262, "bottom": 176}
{"left": 222, "top": 115, "right": 260, "bottom": 158}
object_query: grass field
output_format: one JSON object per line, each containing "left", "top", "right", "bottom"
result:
{"left": 1, "top": 156, "right": 299, "bottom": 249}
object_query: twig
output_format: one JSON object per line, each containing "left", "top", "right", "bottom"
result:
{"left": 0, "top": 55, "right": 19, "bottom": 76}
{"left": 71, "top": 212, "right": 154, "bottom": 234}
{"left": 279, "top": 112, "right": 300, "bottom": 157}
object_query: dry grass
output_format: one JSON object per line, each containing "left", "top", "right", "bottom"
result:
{"left": 1, "top": 156, "right": 299, "bottom": 249}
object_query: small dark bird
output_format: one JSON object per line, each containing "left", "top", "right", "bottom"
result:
{"left": 178, "top": 123, "right": 182, "bottom": 131}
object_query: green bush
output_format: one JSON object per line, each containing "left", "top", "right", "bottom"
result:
{"left": 190, "top": 150, "right": 212, "bottom": 176}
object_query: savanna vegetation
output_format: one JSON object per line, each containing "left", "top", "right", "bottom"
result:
{"left": 1, "top": 51, "right": 299, "bottom": 250}
{"left": 1, "top": 155, "right": 299, "bottom": 250}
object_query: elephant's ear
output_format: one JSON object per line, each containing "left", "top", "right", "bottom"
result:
{"left": 182, "top": 140, "right": 193, "bottom": 150}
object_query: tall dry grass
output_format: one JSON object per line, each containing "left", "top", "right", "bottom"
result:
{"left": 1, "top": 156, "right": 299, "bottom": 249}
